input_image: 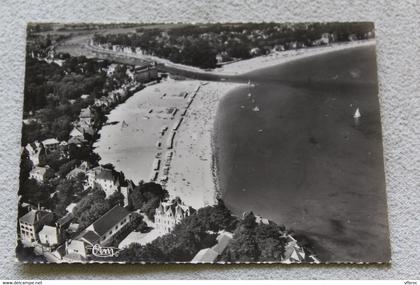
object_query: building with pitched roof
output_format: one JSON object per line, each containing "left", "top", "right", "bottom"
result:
{"left": 154, "top": 200, "right": 194, "bottom": 233}
{"left": 79, "top": 107, "right": 94, "bottom": 126}
{"left": 65, "top": 206, "right": 132, "bottom": 259}
{"left": 19, "top": 209, "right": 55, "bottom": 246}
{"left": 42, "top": 138, "right": 60, "bottom": 153}
{"left": 191, "top": 231, "right": 233, "bottom": 263}
{"left": 38, "top": 225, "right": 63, "bottom": 247}
{"left": 24, "top": 141, "right": 42, "bottom": 166}
{"left": 86, "top": 166, "right": 120, "bottom": 197}
{"left": 282, "top": 235, "right": 307, "bottom": 264}
{"left": 29, "top": 165, "right": 50, "bottom": 183}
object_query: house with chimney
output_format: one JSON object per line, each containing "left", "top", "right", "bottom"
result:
{"left": 154, "top": 199, "right": 194, "bottom": 233}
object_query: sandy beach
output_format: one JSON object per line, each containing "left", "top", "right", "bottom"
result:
{"left": 94, "top": 77, "right": 243, "bottom": 209}
{"left": 166, "top": 82, "right": 243, "bottom": 209}
{"left": 94, "top": 79, "right": 201, "bottom": 183}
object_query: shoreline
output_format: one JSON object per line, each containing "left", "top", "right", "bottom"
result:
{"left": 165, "top": 81, "right": 244, "bottom": 209}
{"left": 87, "top": 39, "right": 375, "bottom": 77}
{"left": 93, "top": 40, "right": 376, "bottom": 211}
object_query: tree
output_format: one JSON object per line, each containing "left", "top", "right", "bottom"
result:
{"left": 107, "top": 191, "right": 125, "bottom": 207}
{"left": 57, "top": 159, "right": 80, "bottom": 178}
{"left": 53, "top": 176, "right": 85, "bottom": 216}
{"left": 18, "top": 179, "right": 52, "bottom": 208}
{"left": 118, "top": 243, "right": 165, "bottom": 262}
{"left": 195, "top": 199, "right": 238, "bottom": 232}
{"left": 255, "top": 223, "right": 286, "bottom": 261}
{"left": 128, "top": 212, "right": 148, "bottom": 232}
{"left": 222, "top": 212, "right": 260, "bottom": 262}
{"left": 72, "top": 189, "right": 110, "bottom": 229}
{"left": 130, "top": 182, "right": 168, "bottom": 219}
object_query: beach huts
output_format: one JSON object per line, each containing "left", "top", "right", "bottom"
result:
{"left": 152, "top": 159, "right": 161, "bottom": 171}
{"left": 149, "top": 171, "right": 159, "bottom": 182}
{"left": 172, "top": 118, "right": 183, "bottom": 132}
{"left": 160, "top": 126, "right": 168, "bottom": 136}
{"left": 166, "top": 131, "right": 176, "bottom": 149}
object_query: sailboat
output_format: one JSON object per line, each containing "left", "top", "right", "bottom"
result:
{"left": 353, "top": 108, "right": 361, "bottom": 126}
{"left": 353, "top": 108, "right": 361, "bottom": 119}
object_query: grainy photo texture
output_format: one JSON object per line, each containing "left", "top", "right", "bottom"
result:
{"left": 17, "top": 22, "right": 390, "bottom": 264}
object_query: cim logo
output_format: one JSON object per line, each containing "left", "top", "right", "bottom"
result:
{"left": 90, "top": 244, "right": 120, "bottom": 258}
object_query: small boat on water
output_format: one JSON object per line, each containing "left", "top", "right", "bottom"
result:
{"left": 252, "top": 106, "right": 260, "bottom": 112}
{"left": 248, "top": 93, "right": 252, "bottom": 97}
{"left": 353, "top": 108, "right": 361, "bottom": 126}
{"left": 353, "top": 108, "right": 361, "bottom": 119}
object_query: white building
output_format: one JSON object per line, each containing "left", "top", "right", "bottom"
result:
{"left": 79, "top": 107, "right": 94, "bottom": 126}
{"left": 38, "top": 225, "right": 63, "bottom": 247}
{"left": 86, "top": 166, "right": 120, "bottom": 197}
{"left": 154, "top": 200, "right": 194, "bottom": 233}
{"left": 42, "top": 138, "right": 60, "bottom": 153}
{"left": 282, "top": 235, "right": 307, "bottom": 264}
{"left": 29, "top": 165, "right": 50, "bottom": 182}
{"left": 19, "top": 209, "right": 55, "bottom": 247}
{"left": 24, "top": 141, "right": 42, "bottom": 166}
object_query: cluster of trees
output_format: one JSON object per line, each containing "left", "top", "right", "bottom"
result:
{"left": 117, "top": 200, "right": 293, "bottom": 262}
{"left": 71, "top": 189, "right": 125, "bottom": 229}
{"left": 128, "top": 182, "right": 168, "bottom": 220}
{"left": 22, "top": 57, "right": 104, "bottom": 144}
{"left": 21, "top": 53, "right": 134, "bottom": 145}
{"left": 219, "top": 212, "right": 287, "bottom": 262}
{"left": 51, "top": 173, "right": 86, "bottom": 216}
{"left": 118, "top": 200, "right": 235, "bottom": 262}
{"left": 19, "top": 34, "right": 137, "bottom": 217}
{"left": 93, "top": 22, "right": 374, "bottom": 69}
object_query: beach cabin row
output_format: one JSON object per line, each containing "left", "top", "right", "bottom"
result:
{"left": 172, "top": 118, "right": 183, "bottom": 132}
{"left": 166, "top": 131, "right": 176, "bottom": 150}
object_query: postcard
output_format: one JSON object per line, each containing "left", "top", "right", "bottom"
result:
{"left": 17, "top": 22, "right": 390, "bottom": 264}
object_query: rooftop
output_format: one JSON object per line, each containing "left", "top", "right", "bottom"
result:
{"left": 91, "top": 205, "right": 130, "bottom": 236}
{"left": 19, "top": 209, "right": 53, "bottom": 225}
{"left": 80, "top": 230, "right": 101, "bottom": 245}
{"left": 42, "top": 138, "right": 59, "bottom": 146}
{"left": 191, "top": 248, "right": 219, "bottom": 263}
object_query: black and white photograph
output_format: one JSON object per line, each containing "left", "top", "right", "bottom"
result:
{"left": 17, "top": 22, "right": 390, "bottom": 264}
